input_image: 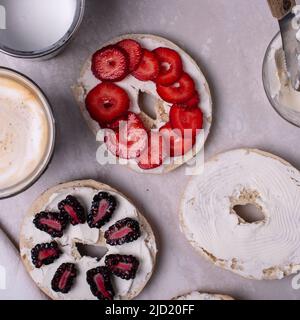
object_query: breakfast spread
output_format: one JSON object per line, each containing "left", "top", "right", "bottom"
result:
{"left": 180, "top": 149, "right": 300, "bottom": 280}
{"left": 1, "top": 0, "right": 300, "bottom": 302}
{"left": 20, "top": 180, "right": 157, "bottom": 300}
{"left": 0, "top": 69, "right": 54, "bottom": 198}
{"left": 74, "top": 34, "right": 212, "bottom": 173}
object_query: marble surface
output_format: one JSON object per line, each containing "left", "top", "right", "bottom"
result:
{"left": 1, "top": 0, "right": 300, "bottom": 300}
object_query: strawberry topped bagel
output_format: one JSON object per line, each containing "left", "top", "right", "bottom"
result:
{"left": 73, "top": 34, "right": 212, "bottom": 173}
{"left": 180, "top": 149, "right": 300, "bottom": 280}
{"left": 20, "top": 180, "right": 157, "bottom": 300}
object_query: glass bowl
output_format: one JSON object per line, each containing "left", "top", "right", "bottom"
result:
{"left": 262, "top": 32, "right": 300, "bottom": 127}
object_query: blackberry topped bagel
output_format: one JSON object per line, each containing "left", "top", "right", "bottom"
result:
{"left": 73, "top": 34, "right": 212, "bottom": 173}
{"left": 20, "top": 180, "right": 157, "bottom": 300}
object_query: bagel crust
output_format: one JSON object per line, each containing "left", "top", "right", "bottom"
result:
{"left": 180, "top": 149, "right": 300, "bottom": 280}
{"left": 72, "top": 34, "right": 212, "bottom": 174}
{"left": 20, "top": 180, "right": 157, "bottom": 300}
{"left": 173, "top": 291, "right": 234, "bottom": 300}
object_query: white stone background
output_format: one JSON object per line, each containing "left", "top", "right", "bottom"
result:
{"left": 1, "top": 0, "right": 300, "bottom": 300}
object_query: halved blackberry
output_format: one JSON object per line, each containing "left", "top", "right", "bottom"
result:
{"left": 58, "top": 195, "right": 86, "bottom": 225}
{"left": 105, "top": 254, "right": 139, "bottom": 280}
{"left": 33, "top": 211, "right": 68, "bottom": 238}
{"left": 104, "top": 218, "right": 141, "bottom": 246}
{"left": 31, "top": 242, "right": 61, "bottom": 268}
{"left": 51, "top": 263, "right": 77, "bottom": 294}
{"left": 87, "top": 192, "right": 117, "bottom": 229}
{"left": 86, "top": 266, "right": 114, "bottom": 300}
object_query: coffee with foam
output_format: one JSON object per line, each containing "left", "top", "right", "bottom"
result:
{"left": 0, "top": 74, "right": 52, "bottom": 194}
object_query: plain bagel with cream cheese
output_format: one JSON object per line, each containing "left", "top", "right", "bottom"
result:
{"left": 180, "top": 149, "right": 300, "bottom": 280}
{"left": 20, "top": 180, "right": 157, "bottom": 300}
{"left": 73, "top": 34, "right": 212, "bottom": 174}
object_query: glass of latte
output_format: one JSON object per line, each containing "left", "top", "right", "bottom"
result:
{"left": 0, "top": 68, "right": 55, "bottom": 199}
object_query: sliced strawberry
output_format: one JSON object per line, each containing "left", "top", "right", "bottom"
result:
{"left": 184, "top": 91, "right": 200, "bottom": 108}
{"left": 86, "top": 83, "right": 130, "bottom": 126}
{"left": 153, "top": 47, "right": 183, "bottom": 86}
{"left": 156, "top": 72, "right": 195, "bottom": 104}
{"left": 104, "top": 128, "right": 119, "bottom": 156}
{"left": 105, "top": 112, "right": 148, "bottom": 159}
{"left": 132, "top": 49, "right": 160, "bottom": 81}
{"left": 91, "top": 45, "right": 129, "bottom": 82}
{"left": 160, "top": 122, "right": 194, "bottom": 157}
{"left": 105, "top": 113, "right": 128, "bottom": 131}
{"left": 117, "top": 39, "right": 143, "bottom": 72}
{"left": 170, "top": 104, "right": 203, "bottom": 138}
{"left": 137, "top": 132, "right": 166, "bottom": 170}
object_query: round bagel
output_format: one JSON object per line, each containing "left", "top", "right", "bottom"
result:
{"left": 180, "top": 149, "right": 300, "bottom": 280}
{"left": 20, "top": 180, "right": 157, "bottom": 300}
{"left": 73, "top": 34, "right": 212, "bottom": 174}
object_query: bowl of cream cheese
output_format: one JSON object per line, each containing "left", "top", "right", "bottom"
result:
{"left": 263, "top": 32, "right": 300, "bottom": 127}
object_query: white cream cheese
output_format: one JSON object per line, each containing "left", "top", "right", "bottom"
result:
{"left": 21, "top": 186, "right": 156, "bottom": 300}
{"left": 76, "top": 34, "right": 212, "bottom": 173}
{"left": 180, "top": 149, "right": 300, "bottom": 280}
{"left": 0, "top": 76, "right": 49, "bottom": 190}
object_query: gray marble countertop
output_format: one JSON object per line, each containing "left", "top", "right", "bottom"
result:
{"left": 1, "top": 0, "right": 300, "bottom": 300}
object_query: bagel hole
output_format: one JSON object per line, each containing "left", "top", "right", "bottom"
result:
{"left": 76, "top": 243, "right": 108, "bottom": 260}
{"left": 233, "top": 204, "right": 265, "bottom": 224}
{"left": 138, "top": 91, "right": 157, "bottom": 120}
